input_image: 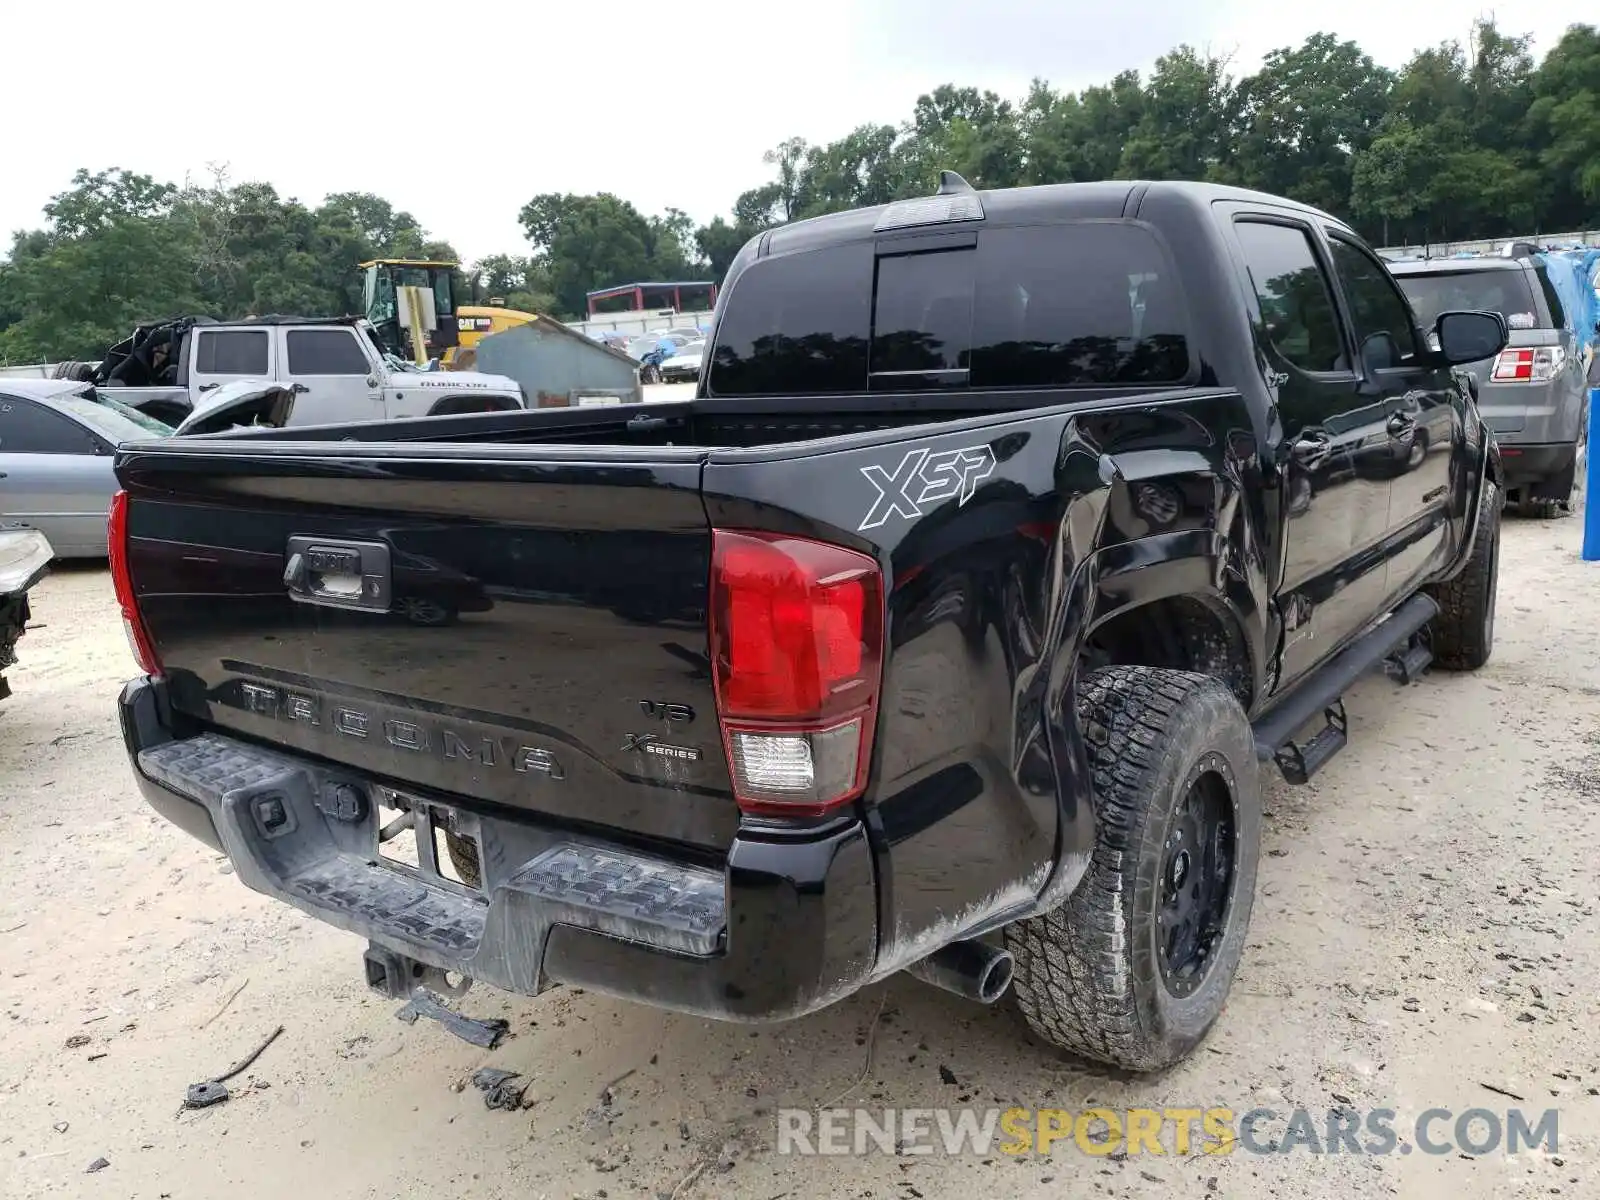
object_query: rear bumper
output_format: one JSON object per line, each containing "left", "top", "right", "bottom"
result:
{"left": 1477, "top": 379, "right": 1560, "bottom": 438}
{"left": 118, "top": 677, "right": 879, "bottom": 1021}
{"left": 1498, "top": 442, "right": 1576, "bottom": 489}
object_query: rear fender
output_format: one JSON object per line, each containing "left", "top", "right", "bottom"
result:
{"left": 1436, "top": 435, "right": 1500, "bottom": 583}
{"left": 700, "top": 388, "right": 1264, "bottom": 965}
{"left": 1029, "top": 416, "right": 1268, "bottom": 913}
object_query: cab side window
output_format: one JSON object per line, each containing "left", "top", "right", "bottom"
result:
{"left": 194, "top": 330, "right": 270, "bottom": 375}
{"left": 286, "top": 329, "right": 371, "bottom": 375}
{"left": 1233, "top": 220, "right": 1346, "bottom": 373}
{"left": 1327, "top": 237, "right": 1421, "bottom": 372}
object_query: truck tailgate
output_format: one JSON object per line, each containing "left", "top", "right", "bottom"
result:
{"left": 117, "top": 442, "right": 736, "bottom": 852}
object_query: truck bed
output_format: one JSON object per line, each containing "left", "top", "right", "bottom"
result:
{"left": 209, "top": 388, "right": 1205, "bottom": 451}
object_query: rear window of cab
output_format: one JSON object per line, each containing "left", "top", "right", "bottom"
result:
{"left": 707, "top": 222, "right": 1191, "bottom": 395}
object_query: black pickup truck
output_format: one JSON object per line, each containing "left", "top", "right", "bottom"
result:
{"left": 113, "top": 177, "right": 1508, "bottom": 1071}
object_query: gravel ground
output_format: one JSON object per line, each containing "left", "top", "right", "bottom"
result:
{"left": 1, "top": 514, "right": 1596, "bottom": 1200}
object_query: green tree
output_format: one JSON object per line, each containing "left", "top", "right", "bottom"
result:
{"left": 1119, "top": 48, "right": 1236, "bottom": 180}
{"left": 319, "top": 191, "right": 430, "bottom": 258}
{"left": 900, "top": 85, "right": 1025, "bottom": 190}
{"left": 1223, "top": 34, "right": 1394, "bottom": 212}
{"left": 1024, "top": 71, "right": 1145, "bottom": 184}
{"left": 761, "top": 138, "right": 811, "bottom": 222}
{"left": 0, "top": 169, "right": 462, "bottom": 363}
{"left": 1527, "top": 24, "right": 1600, "bottom": 220}
{"left": 1368, "top": 21, "right": 1541, "bottom": 243}
{"left": 695, "top": 217, "right": 753, "bottom": 281}
{"left": 519, "top": 193, "right": 683, "bottom": 316}
{"left": 1350, "top": 117, "right": 1440, "bottom": 243}
{"left": 790, "top": 124, "right": 908, "bottom": 218}
{"left": 0, "top": 169, "right": 201, "bottom": 363}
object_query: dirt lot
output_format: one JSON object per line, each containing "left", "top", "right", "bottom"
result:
{"left": 1, "top": 514, "right": 1596, "bottom": 1200}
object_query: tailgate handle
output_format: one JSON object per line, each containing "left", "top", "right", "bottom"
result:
{"left": 283, "top": 536, "right": 392, "bottom": 613}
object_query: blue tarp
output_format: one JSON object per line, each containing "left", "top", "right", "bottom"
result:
{"left": 1538, "top": 249, "right": 1600, "bottom": 375}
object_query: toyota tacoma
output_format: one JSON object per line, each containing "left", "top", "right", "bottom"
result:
{"left": 113, "top": 176, "right": 1506, "bottom": 1070}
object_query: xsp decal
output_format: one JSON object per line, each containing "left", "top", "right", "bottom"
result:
{"left": 859, "top": 445, "right": 997, "bottom": 530}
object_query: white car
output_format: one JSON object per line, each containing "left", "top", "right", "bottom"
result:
{"left": 626, "top": 333, "right": 688, "bottom": 361}
{"left": 659, "top": 340, "right": 706, "bottom": 384}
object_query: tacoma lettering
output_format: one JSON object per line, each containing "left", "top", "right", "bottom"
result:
{"left": 226, "top": 682, "right": 560, "bottom": 780}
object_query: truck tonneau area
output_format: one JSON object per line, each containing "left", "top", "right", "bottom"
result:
{"left": 195, "top": 388, "right": 1216, "bottom": 450}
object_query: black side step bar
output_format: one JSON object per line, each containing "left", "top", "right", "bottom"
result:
{"left": 1384, "top": 630, "right": 1434, "bottom": 685}
{"left": 1252, "top": 593, "right": 1439, "bottom": 783}
{"left": 1272, "top": 699, "right": 1347, "bottom": 785}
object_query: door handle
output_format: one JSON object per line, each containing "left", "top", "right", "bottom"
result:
{"left": 197, "top": 383, "right": 219, "bottom": 393}
{"left": 1291, "top": 432, "right": 1332, "bottom": 467}
{"left": 1386, "top": 411, "right": 1417, "bottom": 437}
{"left": 291, "top": 383, "right": 310, "bottom": 395}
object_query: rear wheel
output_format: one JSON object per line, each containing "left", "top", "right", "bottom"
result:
{"left": 1426, "top": 480, "right": 1499, "bottom": 670}
{"left": 1521, "top": 409, "right": 1587, "bottom": 518}
{"left": 1004, "top": 666, "right": 1261, "bottom": 1071}
{"left": 394, "top": 596, "right": 455, "bottom": 626}
{"left": 444, "top": 830, "right": 481, "bottom": 889}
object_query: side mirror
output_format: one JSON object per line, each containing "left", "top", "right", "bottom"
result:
{"left": 1434, "top": 310, "right": 1509, "bottom": 366}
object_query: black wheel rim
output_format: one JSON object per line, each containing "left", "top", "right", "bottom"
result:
{"left": 1157, "top": 753, "right": 1238, "bottom": 998}
{"left": 398, "top": 597, "right": 447, "bottom": 625}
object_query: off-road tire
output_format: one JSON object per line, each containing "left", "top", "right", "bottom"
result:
{"left": 1426, "top": 480, "right": 1499, "bottom": 670}
{"left": 444, "top": 829, "right": 482, "bottom": 889}
{"left": 1003, "top": 666, "right": 1261, "bottom": 1072}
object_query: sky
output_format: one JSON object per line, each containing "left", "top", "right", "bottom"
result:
{"left": 3, "top": 0, "right": 1593, "bottom": 263}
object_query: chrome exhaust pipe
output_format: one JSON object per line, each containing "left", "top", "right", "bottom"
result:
{"left": 906, "top": 939, "right": 1014, "bottom": 1005}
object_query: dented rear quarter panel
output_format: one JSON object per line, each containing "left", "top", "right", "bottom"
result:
{"left": 701, "top": 385, "right": 1268, "bottom": 974}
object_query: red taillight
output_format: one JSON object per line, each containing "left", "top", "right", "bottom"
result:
{"left": 709, "top": 530, "right": 884, "bottom": 817}
{"left": 1491, "top": 349, "right": 1534, "bottom": 382}
{"left": 108, "top": 491, "right": 161, "bottom": 677}
{"left": 1490, "top": 347, "right": 1564, "bottom": 383}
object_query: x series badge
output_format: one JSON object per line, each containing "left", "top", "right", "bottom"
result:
{"left": 858, "top": 444, "right": 998, "bottom": 530}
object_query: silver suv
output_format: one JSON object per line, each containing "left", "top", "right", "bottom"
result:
{"left": 1390, "top": 255, "right": 1591, "bottom": 515}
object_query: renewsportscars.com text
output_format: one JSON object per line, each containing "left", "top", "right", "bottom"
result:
{"left": 776, "top": 1106, "right": 1560, "bottom": 1158}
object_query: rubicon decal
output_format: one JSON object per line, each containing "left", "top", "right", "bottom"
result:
{"left": 859, "top": 445, "right": 997, "bottom": 530}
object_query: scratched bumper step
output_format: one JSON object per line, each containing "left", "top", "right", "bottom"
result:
{"left": 137, "top": 732, "right": 728, "bottom": 970}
